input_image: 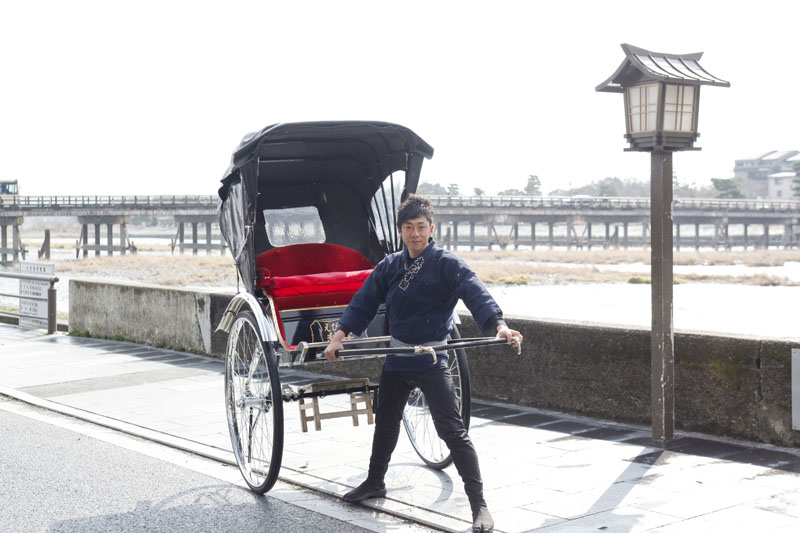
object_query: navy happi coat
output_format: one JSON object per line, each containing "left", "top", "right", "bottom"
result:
{"left": 338, "top": 239, "right": 505, "bottom": 371}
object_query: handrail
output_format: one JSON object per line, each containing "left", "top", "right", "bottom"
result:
{"left": 3, "top": 194, "right": 799, "bottom": 213}
{"left": 0, "top": 195, "right": 218, "bottom": 208}
{"left": 2, "top": 193, "right": 800, "bottom": 210}
{"left": 0, "top": 271, "right": 59, "bottom": 333}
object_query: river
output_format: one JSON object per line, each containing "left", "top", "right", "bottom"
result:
{"left": 461, "top": 282, "right": 799, "bottom": 341}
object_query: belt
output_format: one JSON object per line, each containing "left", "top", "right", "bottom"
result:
{"left": 389, "top": 336, "right": 448, "bottom": 363}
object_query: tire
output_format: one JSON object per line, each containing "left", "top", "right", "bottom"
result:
{"left": 402, "top": 324, "right": 472, "bottom": 469}
{"left": 225, "top": 310, "right": 284, "bottom": 493}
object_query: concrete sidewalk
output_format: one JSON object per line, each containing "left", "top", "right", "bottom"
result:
{"left": 2, "top": 324, "right": 800, "bottom": 532}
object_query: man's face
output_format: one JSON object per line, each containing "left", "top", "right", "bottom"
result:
{"left": 399, "top": 215, "right": 434, "bottom": 258}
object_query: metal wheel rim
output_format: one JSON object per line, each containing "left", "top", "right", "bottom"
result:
{"left": 225, "top": 315, "right": 276, "bottom": 490}
{"left": 402, "top": 349, "right": 464, "bottom": 466}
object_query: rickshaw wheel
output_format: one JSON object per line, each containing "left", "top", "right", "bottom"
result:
{"left": 225, "top": 310, "right": 284, "bottom": 493}
{"left": 402, "top": 324, "right": 472, "bottom": 470}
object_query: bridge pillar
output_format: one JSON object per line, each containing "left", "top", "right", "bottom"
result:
{"left": 586, "top": 222, "right": 592, "bottom": 250}
{"left": 713, "top": 222, "right": 720, "bottom": 250}
{"left": 623, "top": 222, "right": 629, "bottom": 249}
{"left": 452, "top": 222, "right": 459, "bottom": 250}
{"left": 695, "top": 223, "right": 700, "bottom": 250}
{"left": 107, "top": 223, "right": 114, "bottom": 256}
{"left": 76, "top": 216, "right": 131, "bottom": 258}
{"left": 784, "top": 219, "right": 798, "bottom": 249}
{"left": 513, "top": 223, "right": 519, "bottom": 250}
{"left": 530, "top": 222, "right": 536, "bottom": 249}
{"left": 567, "top": 221, "right": 573, "bottom": 250}
{"left": 0, "top": 216, "right": 25, "bottom": 265}
{"left": 94, "top": 224, "right": 101, "bottom": 257}
{"left": 641, "top": 222, "right": 648, "bottom": 248}
{"left": 173, "top": 215, "right": 223, "bottom": 255}
{"left": 743, "top": 224, "right": 749, "bottom": 250}
{"left": 713, "top": 218, "right": 730, "bottom": 250}
{"left": 121, "top": 223, "right": 128, "bottom": 255}
{"left": 469, "top": 222, "right": 475, "bottom": 250}
{"left": 548, "top": 222, "right": 554, "bottom": 249}
{"left": 724, "top": 221, "right": 731, "bottom": 250}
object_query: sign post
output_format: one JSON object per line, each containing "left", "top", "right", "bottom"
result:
{"left": 19, "top": 261, "right": 55, "bottom": 331}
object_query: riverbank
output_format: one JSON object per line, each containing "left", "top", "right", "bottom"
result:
{"left": 458, "top": 249, "right": 800, "bottom": 286}
{"left": 2, "top": 249, "right": 799, "bottom": 336}
{"left": 46, "top": 248, "right": 800, "bottom": 288}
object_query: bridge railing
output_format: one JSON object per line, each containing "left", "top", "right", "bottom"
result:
{"left": 3, "top": 194, "right": 800, "bottom": 213}
{"left": 425, "top": 195, "right": 800, "bottom": 212}
{"left": 1, "top": 195, "right": 218, "bottom": 208}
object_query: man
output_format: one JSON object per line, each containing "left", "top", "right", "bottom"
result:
{"left": 324, "top": 194, "right": 522, "bottom": 533}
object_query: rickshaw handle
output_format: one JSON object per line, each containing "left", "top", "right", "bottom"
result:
{"left": 335, "top": 336, "right": 519, "bottom": 359}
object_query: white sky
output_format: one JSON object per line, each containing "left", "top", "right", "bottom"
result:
{"left": 1, "top": 0, "right": 798, "bottom": 197}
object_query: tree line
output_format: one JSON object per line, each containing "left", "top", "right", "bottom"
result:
{"left": 419, "top": 166, "right": 800, "bottom": 199}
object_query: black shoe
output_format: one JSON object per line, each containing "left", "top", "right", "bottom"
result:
{"left": 472, "top": 503, "right": 494, "bottom": 532}
{"left": 342, "top": 480, "right": 387, "bottom": 503}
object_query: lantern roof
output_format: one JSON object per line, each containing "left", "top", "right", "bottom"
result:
{"left": 596, "top": 44, "right": 730, "bottom": 93}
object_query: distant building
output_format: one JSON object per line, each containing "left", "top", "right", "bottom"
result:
{"left": 733, "top": 150, "right": 799, "bottom": 199}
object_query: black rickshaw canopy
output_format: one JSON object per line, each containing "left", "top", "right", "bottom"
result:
{"left": 217, "top": 121, "right": 434, "bottom": 293}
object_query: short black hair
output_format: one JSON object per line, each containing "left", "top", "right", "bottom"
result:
{"left": 396, "top": 194, "right": 434, "bottom": 229}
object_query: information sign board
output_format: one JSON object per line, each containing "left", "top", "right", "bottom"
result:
{"left": 19, "top": 261, "right": 54, "bottom": 329}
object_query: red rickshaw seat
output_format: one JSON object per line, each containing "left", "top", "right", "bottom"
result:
{"left": 256, "top": 243, "right": 374, "bottom": 310}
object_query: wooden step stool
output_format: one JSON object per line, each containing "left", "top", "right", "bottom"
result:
{"left": 298, "top": 378, "right": 374, "bottom": 432}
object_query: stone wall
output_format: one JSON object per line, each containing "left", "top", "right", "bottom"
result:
{"left": 456, "top": 316, "right": 799, "bottom": 447}
{"left": 68, "top": 279, "right": 231, "bottom": 355}
{"left": 68, "top": 279, "right": 800, "bottom": 447}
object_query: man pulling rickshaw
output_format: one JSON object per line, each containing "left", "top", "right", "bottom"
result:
{"left": 216, "top": 121, "right": 522, "bottom": 533}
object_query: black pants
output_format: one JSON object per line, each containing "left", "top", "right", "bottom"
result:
{"left": 367, "top": 364, "right": 484, "bottom": 505}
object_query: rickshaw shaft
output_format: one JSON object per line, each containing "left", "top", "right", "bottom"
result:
{"left": 336, "top": 337, "right": 512, "bottom": 357}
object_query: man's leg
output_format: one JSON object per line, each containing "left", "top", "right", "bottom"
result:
{"left": 368, "top": 369, "right": 414, "bottom": 481}
{"left": 343, "top": 369, "right": 412, "bottom": 502}
{"left": 419, "top": 365, "right": 493, "bottom": 532}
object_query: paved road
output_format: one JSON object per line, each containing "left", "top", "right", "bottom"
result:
{"left": 0, "top": 398, "right": 380, "bottom": 533}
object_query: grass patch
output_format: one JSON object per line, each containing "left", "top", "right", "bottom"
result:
{"left": 626, "top": 276, "right": 687, "bottom": 285}
{"left": 53, "top": 255, "right": 237, "bottom": 287}
{"left": 457, "top": 249, "right": 800, "bottom": 267}
{"left": 24, "top": 247, "right": 800, "bottom": 290}
{"left": 497, "top": 275, "right": 529, "bottom": 285}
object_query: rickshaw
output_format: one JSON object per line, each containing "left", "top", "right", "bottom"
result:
{"left": 215, "top": 121, "right": 513, "bottom": 494}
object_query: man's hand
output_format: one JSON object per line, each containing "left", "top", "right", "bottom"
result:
{"left": 323, "top": 329, "right": 347, "bottom": 362}
{"left": 496, "top": 324, "right": 523, "bottom": 354}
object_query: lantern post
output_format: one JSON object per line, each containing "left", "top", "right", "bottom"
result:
{"left": 596, "top": 44, "right": 730, "bottom": 442}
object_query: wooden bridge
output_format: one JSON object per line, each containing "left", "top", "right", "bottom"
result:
{"left": 427, "top": 195, "right": 800, "bottom": 250}
{"left": 2, "top": 194, "right": 800, "bottom": 264}
{"left": 0, "top": 195, "right": 219, "bottom": 264}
